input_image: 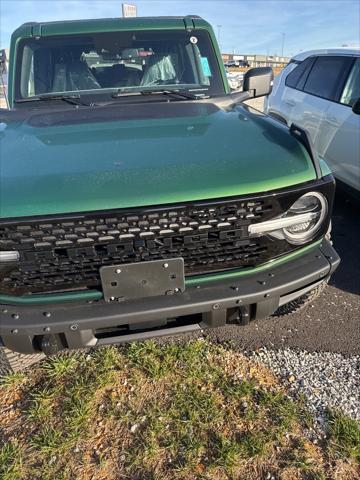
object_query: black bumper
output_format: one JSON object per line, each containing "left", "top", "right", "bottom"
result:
{"left": 0, "top": 240, "right": 339, "bottom": 354}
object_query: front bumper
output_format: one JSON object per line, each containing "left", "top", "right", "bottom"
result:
{"left": 0, "top": 240, "right": 339, "bottom": 354}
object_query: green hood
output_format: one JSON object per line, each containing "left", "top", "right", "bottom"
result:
{"left": 0, "top": 102, "right": 316, "bottom": 218}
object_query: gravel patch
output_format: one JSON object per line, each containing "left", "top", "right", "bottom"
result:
{"left": 250, "top": 348, "right": 360, "bottom": 426}
{"left": 251, "top": 347, "right": 360, "bottom": 425}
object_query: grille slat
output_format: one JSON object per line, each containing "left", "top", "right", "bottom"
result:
{"left": 0, "top": 197, "right": 286, "bottom": 295}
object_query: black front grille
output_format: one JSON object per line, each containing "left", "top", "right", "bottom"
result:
{"left": 0, "top": 195, "right": 299, "bottom": 295}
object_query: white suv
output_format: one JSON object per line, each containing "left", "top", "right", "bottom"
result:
{"left": 264, "top": 48, "right": 360, "bottom": 195}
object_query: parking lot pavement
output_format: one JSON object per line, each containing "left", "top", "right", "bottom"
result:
{"left": 204, "top": 190, "right": 360, "bottom": 356}
{"left": 244, "top": 96, "right": 265, "bottom": 112}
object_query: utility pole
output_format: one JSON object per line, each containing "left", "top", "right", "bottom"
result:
{"left": 281, "top": 33, "right": 285, "bottom": 57}
{"left": 217, "top": 24, "right": 222, "bottom": 50}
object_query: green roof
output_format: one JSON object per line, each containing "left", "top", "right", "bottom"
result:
{"left": 13, "top": 16, "right": 210, "bottom": 39}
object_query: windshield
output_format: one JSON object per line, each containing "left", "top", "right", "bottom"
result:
{"left": 16, "top": 29, "right": 225, "bottom": 100}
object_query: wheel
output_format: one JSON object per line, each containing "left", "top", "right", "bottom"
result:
{"left": 0, "top": 347, "right": 44, "bottom": 375}
{"left": 273, "top": 279, "right": 328, "bottom": 317}
{"left": 274, "top": 228, "right": 332, "bottom": 318}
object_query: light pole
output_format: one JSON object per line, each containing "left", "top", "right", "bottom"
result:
{"left": 217, "top": 24, "right": 222, "bottom": 50}
{"left": 281, "top": 33, "right": 286, "bottom": 57}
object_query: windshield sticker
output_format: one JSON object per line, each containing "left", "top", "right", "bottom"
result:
{"left": 200, "top": 57, "right": 212, "bottom": 77}
{"left": 190, "top": 36, "right": 198, "bottom": 44}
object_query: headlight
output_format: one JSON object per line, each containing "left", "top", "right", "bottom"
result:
{"left": 249, "top": 192, "right": 328, "bottom": 245}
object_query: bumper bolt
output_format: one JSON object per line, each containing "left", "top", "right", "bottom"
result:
{"left": 212, "top": 303, "right": 220, "bottom": 310}
{"left": 70, "top": 324, "right": 79, "bottom": 331}
{"left": 43, "top": 327, "right": 51, "bottom": 333}
{"left": 264, "top": 293, "right": 270, "bottom": 298}
{"left": 115, "top": 268, "right": 121, "bottom": 274}
{"left": 2, "top": 309, "right": 8, "bottom": 314}
{"left": 43, "top": 312, "right": 51, "bottom": 318}
{"left": 12, "top": 313, "right": 19, "bottom": 320}
{"left": 259, "top": 281, "right": 266, "bottom": 285}
{"left": 231, "top": 286, "right": 239, "bottom": 291}
{"left": 11, "top": 329, "right": 18, "bottom": 335}
{"left": 163, "top": 263, "right": 169, "bottom": 269}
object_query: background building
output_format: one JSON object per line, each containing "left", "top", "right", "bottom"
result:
{"left": 0, "top": 48, "right": 9, "bottom": 73}
{"left": 222, "top": 53, "right": 290, "bottom": 68}
{"left": 0, "top": 48, "right": 9, "bottom": 108}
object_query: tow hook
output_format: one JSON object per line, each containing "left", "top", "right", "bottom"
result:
{"left": 228, "top": 305, "right": 252, "bottom": 325}
{"left": 238, "top": 305, "right": 251, "bottom": 325}
{"left": 40, "top": 334, "right": 64, "bottom": 355}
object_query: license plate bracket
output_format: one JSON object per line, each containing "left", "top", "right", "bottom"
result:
{"left": 100, "top": 258, "right": 185, "bottom": 302}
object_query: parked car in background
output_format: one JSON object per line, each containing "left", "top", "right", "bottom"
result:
{"left": 224, "top": 59, "right": 240, "bottom": 68}
{"left": 265, "top": 48, "right": 360, "bottom": 195}
{"left": 226, "top": 70, "right": 244, "bottom": 90}
{"left": 225, "top": 59, "right": 250, "bottom": 68}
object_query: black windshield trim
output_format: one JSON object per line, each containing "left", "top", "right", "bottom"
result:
{"left": 14, "top": 94, "right": 91, "bottom": 106}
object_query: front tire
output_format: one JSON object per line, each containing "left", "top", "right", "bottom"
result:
{"left": 273, "top": 280, "right": 327, "bottom": 317}
{"left": 274, "top": 229, "right": 332, "bottom": 317}
{"left": 0, "top": 347, "right": 44, "bottom": 374}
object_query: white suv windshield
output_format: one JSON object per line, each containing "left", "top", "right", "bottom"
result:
{"left": 17, "top": 29, "right": 224, "bottom": 99}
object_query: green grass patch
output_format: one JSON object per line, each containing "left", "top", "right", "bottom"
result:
{"left": 0, "top": 340, "right": 359, "bottom": 480}
{"left": 210, "top": 432, "right": 241, "bottom": 469}
{"left": 30, "top": 425, "right": 64, "bottom": 455}
{"left": 0, "top": 442, "right": 25, "bottom": 480}
{"left": 328, "top": 409, "right": 360, "bottom": 462}
{"left": 0, "top": 371, "right": 27, "bottom": 388}
{"left": 27, "top": 387, "right": 57, "bottom": 422}
{"left": 42, "top": 354, "right": 78, "bottom": 379}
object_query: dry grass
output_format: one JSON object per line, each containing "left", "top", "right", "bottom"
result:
{"left": 0, "top": 340, "right": 359, "bottom": 480}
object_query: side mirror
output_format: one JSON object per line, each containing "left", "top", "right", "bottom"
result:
{"left": 243, "top": 67, "right": 274, "bottom": 98}
{"left": 352, "top": 98, "right": 360, "bottom": 115}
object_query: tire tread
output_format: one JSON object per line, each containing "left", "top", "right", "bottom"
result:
{"left": 0, "top": 347, "right": 44, "bottom": 374}
{"left": 273, "top": 280, "right": 327, "bottom": 317}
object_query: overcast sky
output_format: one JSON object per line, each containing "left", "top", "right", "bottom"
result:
{"left": 1, "top": 0, "right": 359, "bottom": 56}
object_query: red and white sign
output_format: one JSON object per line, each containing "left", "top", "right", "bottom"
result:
{"left": 122, "top": 3, "right": 137, "bottom": 17}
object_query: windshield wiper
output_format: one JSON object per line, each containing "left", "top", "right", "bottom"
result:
{"left": 15, "top": 94, "right": 90, "bottom": 106}
{"left": 112, "top": 88, "right": 209, "bottom": 100}
{"left": 141, "top": 89, "right": 207, "bottom": 100}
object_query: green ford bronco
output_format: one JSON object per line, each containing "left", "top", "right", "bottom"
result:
{"left": 0, "top": 16, "right": 339, "bottom": 370}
